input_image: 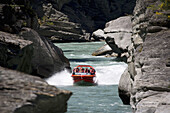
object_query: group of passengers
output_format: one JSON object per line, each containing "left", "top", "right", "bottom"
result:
{"left": 72, "top": 67, "right": 95, "bottom": 75}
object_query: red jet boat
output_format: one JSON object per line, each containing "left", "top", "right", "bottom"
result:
{"left": 71, "top": 65, "right": 97, "bottom": 86}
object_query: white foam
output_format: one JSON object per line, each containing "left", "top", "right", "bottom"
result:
{"left": 46, "top": 64, "right": 127, "bottom": 86}
{"left": 96, "top": 64, "right": 127, "bottom": 85}
{"left": 46, "top": 69, "right": 73, "bottom": 86}
{"left": 70, "top": 54, "right": 75, "bottom": 56}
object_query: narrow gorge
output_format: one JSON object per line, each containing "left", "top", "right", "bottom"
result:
{"left": 0, "top": 0, "right": 169, "bottom": 113}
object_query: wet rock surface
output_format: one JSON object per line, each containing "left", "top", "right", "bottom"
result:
{"left": 0, "top": 66, "right": 72, "bottom": 113}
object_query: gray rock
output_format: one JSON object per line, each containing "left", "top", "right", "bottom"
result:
{"left": 37, "top": 21, "right": 86, "bottom": 42}
{"left": 0, "top": 66, "right": 72, "bottom": 113}
{"left": 104, "top": 16, "right": 132, "bottom": 33}
{"left": 106, "top": 32, "right": 132, "bottom": 50}
{"left": 92, "top": 29, "right": 105, "bottom": 41}
{"left": 92, "top": 16, "right": 132, "bottom": 61}
{"left": 19, "top": 28, "right": 70, "bottom": 78}
{"left": 30, "top": 0, "right": 136, "bottom": 41}
{"left": 118, "top": 68, "right": 132, "bottom": 105}
{"left": 0, "top": 31, "right": 33, "bottom": 74}
{"left": 104, "top": 16, "right": 132, "bottom": 52}
{"left": 92, "top": 43, "right": 113, "bottom": 56}
{"left": 105, "top": 36, "right": 122, "bottom": 55}
{"left": 118, "top": 0, "right": 170, "bottom": 112}
{"left": 135, "top": 93, "right": 170, "bottom": 113}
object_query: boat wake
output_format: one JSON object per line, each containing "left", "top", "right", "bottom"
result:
{"left": 46, "top": 69, "right": 73, "bottom": 86}
{"left": 46, "top": 64, "right": 127, "bottom": 86}
{"left": 96, "top": 65, "right": 127, "bottom": 85}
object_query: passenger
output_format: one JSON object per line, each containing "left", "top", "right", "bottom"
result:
{"left": 82, "top": 68, "right": 85, "bottom": 73}
{"left": 79, "top": 68, "right": 83, "bottom": 73}
{"left": 84, "top": 68, "right": 89, "bottom": 73}
{"left": 72, "top": 68, "right": 76, "bottom": 75}
{"left": 76, "top": 68, "right": 79, "bottom": 72}
{"left": 90, "top": 68, "right": 95, "bottom": 75}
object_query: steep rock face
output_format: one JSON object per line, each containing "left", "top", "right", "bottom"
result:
{"left": 19, "top": 28, "right": 70, "bottom": 78}
{"left": 0, "top": 31, "right": 33, "bottom": 74}
{"left": 119, "top": 0, "right": 170, "bottom": 112}
{"left": 0, "top": 28, "right": 70, "bottom": 78}
{"left": 37, "top": 20, "right": 87, "bottom": 42}
{"left": 132, "top": 30, "right": 170, "bottom": 113}
{"left": 30, "top": 0, "right": 136, "bottom": 42}
{"left": 0, "top": 66, "right": 72, "bottom": 113}
{"left": 61, "top": 0, "right": 136, "bottom": 32}
{"left": 31, "top": 0, "right": 90, "bottom": 42}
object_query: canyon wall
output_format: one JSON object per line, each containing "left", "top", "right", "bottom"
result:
{"left": 119, "top": 0, "right": 170, "bottom": 112}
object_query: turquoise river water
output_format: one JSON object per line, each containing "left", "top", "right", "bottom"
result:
{"left": 46, "top": 42, "right": 132, "bottom": 113}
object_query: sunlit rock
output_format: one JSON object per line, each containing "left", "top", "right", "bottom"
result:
{"left": 0, "top": 66, "right": 72, "bottom": 113}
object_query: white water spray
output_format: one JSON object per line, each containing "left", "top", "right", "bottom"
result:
{"left": 96, "top": 65, "right": 127, "bottom": 85}
{"left": 46, "top": 69, "right": 73, "bottom": 86}
{"left": 46, "top": 64, "right": 127, "bottom": 86}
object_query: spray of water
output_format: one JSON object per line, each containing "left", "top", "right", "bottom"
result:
{"left": 96, "top": 65, "right": 127, "bottom": 85}
{"left": 46, "top": 69, "right": 73, "bottom": 86}
{"left": 46, "top": 64, "right": 127, "bottom": 86}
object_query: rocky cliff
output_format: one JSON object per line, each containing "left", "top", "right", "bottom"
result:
{"left": 30, "top": 0, "right": 136, "bottom": 42}
{"left": 0, "top": 0, "right": 70, "bottom": 78}
{"left": 119, "top": 0, "right": 170, "bottom": 112}
{"left": 0, "top": 1, "right": 72, "bottom": 112}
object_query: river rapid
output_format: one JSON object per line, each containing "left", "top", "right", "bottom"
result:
{"left": 46, "top": 42, "right": 132, "bottom": 113}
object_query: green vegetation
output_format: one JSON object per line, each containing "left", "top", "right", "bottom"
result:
{"left": 38, "top": 16, "right": 54, "bottom": 26}
{"left": 148, "top": 0, "right": 170, "bottom": 19}
{"left": 46, "top": 21, "right": 54, "bottom": 25}
{"left": 9, "top": 4, "right": 24, "bottom": 8}
{"left": 138, "top": 45, "right": 143, "bottom": 53}
{"left": 160, "top": 0, "right": 170, "bottom": 10}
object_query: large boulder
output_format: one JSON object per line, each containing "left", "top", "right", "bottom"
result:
{"left": 0, "top": 66, "right": 72, "bottom": 113}
{"left": 0, "top": 28, "right": 71, "bottom": 78}
{"left": 118, "top": 68, "right": 132, "bottom": 105}
{"left": 19, "top": 28, "right": 70, "bottom": 78}
{"left": 92, "top": 43, "right": 113, "bottom": 56}
{"left": 104, "top": 16, "right": 132, "bottom": 52}
{"left": 92, "top": 16, "right": 132, "bottom": 61}
{"left": 91, "top": 29, "right": 105, "bottom": 41}
{"left": 0, "top": 31, "right": 33, "bottom": 74}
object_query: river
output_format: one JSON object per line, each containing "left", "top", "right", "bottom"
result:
{"left": 46, "top": 42, "right": 132, "bottom": 113}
